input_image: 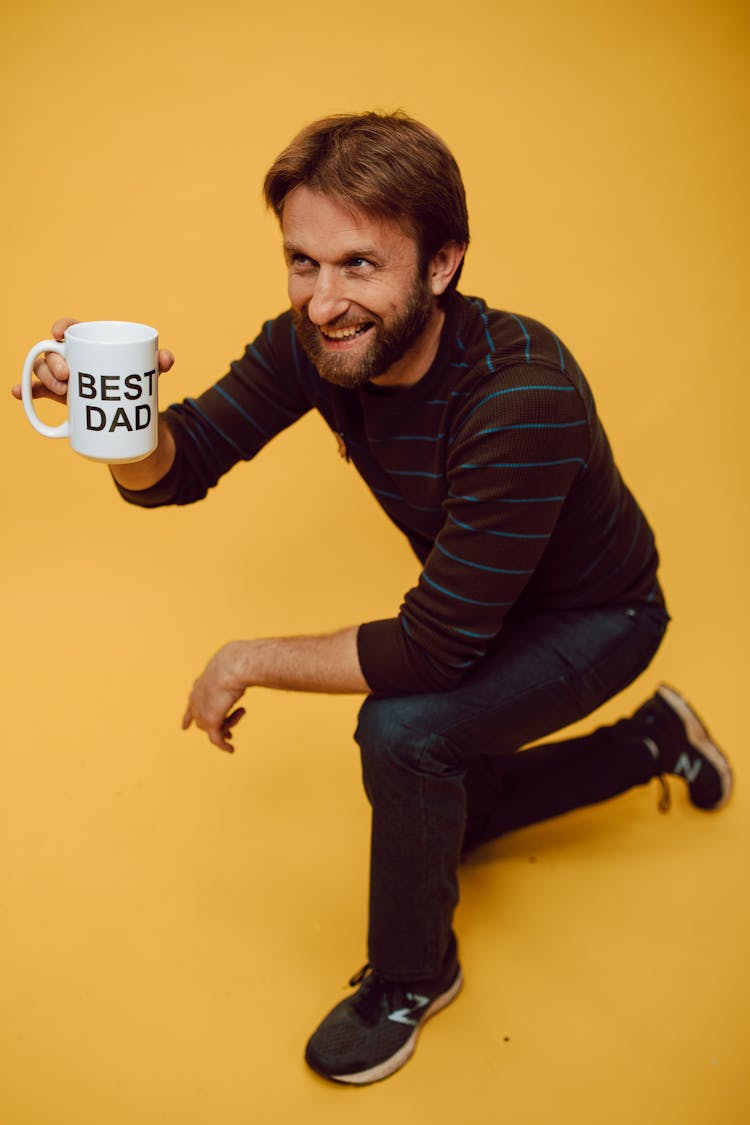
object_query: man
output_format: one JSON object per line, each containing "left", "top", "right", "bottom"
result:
{"left": 17, "top": 112, "right": 732, "bottom": 1086}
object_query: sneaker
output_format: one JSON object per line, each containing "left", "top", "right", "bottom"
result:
{"left": 633, "top": 684, "right": 733, "bottom": 810}
{"left": 305, "top": 958, "right": 463, "bottom": 1085}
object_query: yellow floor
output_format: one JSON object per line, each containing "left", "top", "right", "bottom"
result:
{"left": 3, "top": 422, "right": 747, "bottom": 1125}
{"left": 3, "top": 0, "right": 748, "bottom": 1121}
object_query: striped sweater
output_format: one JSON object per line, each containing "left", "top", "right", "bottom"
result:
{"left": 116, "top": 292, "right": 663, "bottom": 695}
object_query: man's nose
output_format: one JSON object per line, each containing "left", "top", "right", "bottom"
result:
{"left": 307, "top": 269, "right": 349, "bottom": 326}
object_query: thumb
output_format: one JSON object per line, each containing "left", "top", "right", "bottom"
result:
{"left": 158, "top": 349, "right": 175, "bottom": 374}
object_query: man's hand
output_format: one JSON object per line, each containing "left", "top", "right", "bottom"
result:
{"left": 182, "top": 642, "right": 249, "bottom": 753}
{"left": 182, "top": 629, "right": 369, "bottom": 754}
{"left": 11, "top": 317, "right": 175, "bottom": 403}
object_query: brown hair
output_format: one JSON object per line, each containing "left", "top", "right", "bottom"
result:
{"left": 263, "top": 111, "right": 469, "bottom": 295}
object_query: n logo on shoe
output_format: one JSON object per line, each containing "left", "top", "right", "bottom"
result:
{"left": 674, "top": 753, "right": 702, "bottom": 783}
{"left": 388, "top": 992, "right": 429, "bottom": 1026}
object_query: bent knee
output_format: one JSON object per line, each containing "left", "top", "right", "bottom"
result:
{"left": 355, "top": 695, "right": 461, "bottom": 776}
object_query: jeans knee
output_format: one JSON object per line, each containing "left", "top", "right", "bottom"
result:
{"left": 355, "top": 695, "right": 462, "bottom": 780}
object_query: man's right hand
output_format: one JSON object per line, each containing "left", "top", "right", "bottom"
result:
{"left": 10, "top": 317, "right": 175, "bottom": 404}
{"left": 12, "top": 317, "right": 178, "bottom": 490}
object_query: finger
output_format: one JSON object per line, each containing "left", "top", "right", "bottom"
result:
{"left": 223, "top": 707, "right": 246, "bottom": 731}
{"left": 181, "top": 706, "right": 193, "bottom": 730}
{"left": 32, "top": 353, "right": 69, "bottom": 395}
{"left": 158, "top": 348, "right": 175, "bottom": 374}
{"left": 208, "top": 727, "right": 235, "bottom": 754}
{"left": 51, "top": 317, "right": 79, "bottom": 341}
{"left": 45, "top": 350, "right": 70, "bottom": 383}
{"left": 10, "top": 379, "right": 67, "bottom": 403}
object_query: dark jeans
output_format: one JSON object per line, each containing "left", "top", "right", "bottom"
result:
{"left": 354, "top": 600, "right": 670, "bottom": 981}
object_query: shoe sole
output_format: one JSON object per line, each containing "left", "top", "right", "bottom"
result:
{"left": 657, "top": 684, "right": 733, "bottom": 809}
{"left": 328, "top": 967, "right": 464, "bottom": 1086}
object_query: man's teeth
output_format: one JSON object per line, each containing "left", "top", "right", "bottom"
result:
{"left": 321, "top": 324, "right": 368, "bottom": 340}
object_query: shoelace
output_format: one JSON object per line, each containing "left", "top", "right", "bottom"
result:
{"left": 643, "top": 735, "right": 672, "bottom": 813}
{"left": 348, "top": 964, "right": 412, "bottom": 1025}
{"left": 656, "top": 774, "right": 672, "bottom": 814}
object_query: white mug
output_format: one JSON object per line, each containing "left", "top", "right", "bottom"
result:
{"left": 21, "top": 321, "right": 159, "bottom": 463}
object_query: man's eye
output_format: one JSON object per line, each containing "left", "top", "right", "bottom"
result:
{"left": 347, "top": 258, "right": 374, "bottom": 270}
{"left": 291, "top": 253, "right": 312, "bottom": 266}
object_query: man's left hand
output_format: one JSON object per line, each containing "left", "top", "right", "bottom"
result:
{"left": 182, "top": 642, "right": 248, "bottom": 753}
{"left": 181, "top": 628, "right": 369, "bottom": 754}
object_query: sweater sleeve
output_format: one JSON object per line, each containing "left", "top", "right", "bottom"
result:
{"left": 114, "top": 313, "right": 313, "bottom": 507}
{"left": 357, "top": 369, "right": 590, "bottom": 694}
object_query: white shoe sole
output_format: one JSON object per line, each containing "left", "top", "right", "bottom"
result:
{"left": 330, "top": 967, "right": 464, "bottom": 1085}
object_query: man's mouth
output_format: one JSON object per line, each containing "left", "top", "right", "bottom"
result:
{"left": 319, "top": 322, "right": 374, "bottom": 343}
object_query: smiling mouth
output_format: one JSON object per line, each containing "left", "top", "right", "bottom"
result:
{"left": 319, "top": 322, "right": 374, "bottom": 342}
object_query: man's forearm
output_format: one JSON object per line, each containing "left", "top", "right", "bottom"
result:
{"left": 109, "top": 414, "right": 176, "bottom": 491}
{"left": 232, "top": 626, "right": 369, "bottom": 694}
{"left": 183, "top": 625, "right": 371, "bottom": 751}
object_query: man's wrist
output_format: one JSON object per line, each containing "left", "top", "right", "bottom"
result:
{"left": 225, "top": 639, "right": 261, "bottom": 690}
{"left": 109, "top": 415, "right": 176, "bottom": 491}
{"left": 219, "top": 630, "right": 368, "bottom": 695}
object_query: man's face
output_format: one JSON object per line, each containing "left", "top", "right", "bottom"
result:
{"left": 281, "top": 187, "right": 438, "bottom": 389}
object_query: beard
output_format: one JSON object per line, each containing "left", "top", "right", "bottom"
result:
{"left": 291, "top": 273, "right": 435, "bottom": 390}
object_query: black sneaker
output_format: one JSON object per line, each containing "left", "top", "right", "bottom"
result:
{"left": 305, "top": 958, "right": 463, "bottom": 1085}
{"left": 633, "top": 684, "right": 733, "bottom": 810}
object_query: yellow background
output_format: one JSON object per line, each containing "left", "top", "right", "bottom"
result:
{"left": 2, "top": 0, "right": 748, "bottom": 1121}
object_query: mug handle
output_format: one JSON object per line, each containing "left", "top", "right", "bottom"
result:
{"left": 21, "top": 340, "right": 71, "bottom": 438}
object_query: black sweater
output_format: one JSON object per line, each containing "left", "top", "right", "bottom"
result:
{"left": 116, "top": 292, "right": 663, "bottom": 695}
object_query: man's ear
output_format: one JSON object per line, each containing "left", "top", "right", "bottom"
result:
{"left": 428, "top": 241, "right": 467, "bottom": 297}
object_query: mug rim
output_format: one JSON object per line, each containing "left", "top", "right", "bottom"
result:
{"left": 64, "top": 320, "right": 158, "bottom": 344}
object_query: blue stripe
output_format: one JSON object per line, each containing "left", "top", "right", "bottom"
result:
{"left": 435, "top": 541, "right": 533, "bottom": 575}
{"left": 185, "top": 399, "right": 250, "bottom": 458}
{"left": 450, "top": 491, "right": 565, "bottom": 505}
{"left": 181, "top": 415, "right": 221, "bottom": 462}
{"left": 231, "top": 355, "right": 302, "bottom": 422}
{"left": 470, "top": 299, "right": 499, "bottom": 351}
{"left": 422, "top": 572, "right": 512, "bottom": 607}
{"left": 470, "top": 298, "right": 495, "bottom": 357}
{"left": 551, "top": 332, "right": 565, "bottom": 372}
{"left": 474, "top": 421, "right": 587, "bottom": 437}
{"left": 461, "top": 384, "right": 576, "bottom": 427}
{"left": 452, "top": 625, "right": 498, "bottom": 639}
{"left": 371, "top": 488, "right": 443, "bottom": 512}
{"left": 389, "top": 469, "right": 444, "bottom": 479}
{"left": 371, "top": 487, "right": 402, "bottom": 501}
{"left": 213, "top": 385, "right": 271, "bottom": 439}
{"left": 448, "top": 513, "right": 549, "bottom": 539}
{"left": 247, "top": 344, "right": 275, "bottom": 378}
{"left": 619, "top": 511, "right": 644, "bottom": 569}
{"left": 458, "top": 458, "right": 586, "bottom": 470}
{"left": 509, "top": 314, "right": 531, "bottom": 363}
{"left": 574, "top": 514, "right": 645, "bottom": 590}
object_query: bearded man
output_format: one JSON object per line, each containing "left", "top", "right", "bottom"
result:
{"left": 19, "top": 112, "right": 732, "bottom": 1086}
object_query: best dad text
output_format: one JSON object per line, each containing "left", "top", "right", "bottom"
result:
{"left": 78, "top": 370, "right": 156, "bottom": 432}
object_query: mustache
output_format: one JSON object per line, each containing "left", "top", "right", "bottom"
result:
{"left": 296, "top": 305, "right": 380, "bottom": 331}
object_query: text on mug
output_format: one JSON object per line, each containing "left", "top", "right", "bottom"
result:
{"left": 77, "top": 370, "right": 156, "bottom": 401}
{"left": 78, "top": 369, "right": 156, "bottom": 433}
